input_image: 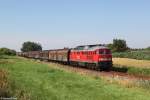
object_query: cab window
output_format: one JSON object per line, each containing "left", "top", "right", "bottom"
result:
{"left": 99, "top": 49, "right": 111, "bottom": 54}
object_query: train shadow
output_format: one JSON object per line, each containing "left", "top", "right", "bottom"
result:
{"left": 111, "top": 66, "right": 128, "bottom": 73}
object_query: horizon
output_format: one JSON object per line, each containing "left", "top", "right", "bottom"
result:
{"left": 0, "top": 0, "right": 150, "bottom": 51}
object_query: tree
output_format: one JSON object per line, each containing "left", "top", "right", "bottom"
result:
{"left": 21, "top": 41, "right": 42, "bottom": 52}
{"left": 110, "top": 39, "right": 128, "bottom": 52}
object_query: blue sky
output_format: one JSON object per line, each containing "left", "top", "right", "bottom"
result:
{"left": 0, "top": 0, "right": 150, "bottom": 51}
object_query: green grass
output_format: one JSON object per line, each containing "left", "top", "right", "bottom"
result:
{"left": 0, "top": 56, "right": 150, "bottom": 100}
{"left": 113, "top": 65, "right": 150, "bottom": 76}
{"left": 113, "top": 50, "right": 150, "bottom": 60}
{"left": 128, "top": 67, "right": 150, "bottom": 76}
{"left": 113, "top": 65, "right": 150, "bottom": 90}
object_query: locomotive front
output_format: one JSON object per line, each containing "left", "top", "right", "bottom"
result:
{"left": 96, "top": 47, "right": 112, "bottom": 70}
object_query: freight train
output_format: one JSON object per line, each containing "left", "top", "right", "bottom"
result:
{"left": 18, "top": 44, "right": 112, "bottom": 71}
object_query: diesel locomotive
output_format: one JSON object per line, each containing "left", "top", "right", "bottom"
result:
{"left": 18, "top": 44, "right": 112, "bottom": 71}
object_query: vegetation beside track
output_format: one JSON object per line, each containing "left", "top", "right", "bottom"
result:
{"left": 0, "top": 69, "right": 12, "bottom": 98}
{"left": 0, "top": 56, "right": 150, "bottom": 100}
{"left": 113, "top": 65, "right": 150, "bottom": 77}
{"left": 113, "top": 58, "right": 150, "bottom": 76}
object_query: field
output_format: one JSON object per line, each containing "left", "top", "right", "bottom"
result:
{"left": 113, "top": 58, "right": 150, "bottom": 69}
{"left": 112, "top": 51, "right": 150, "bottom": 76}
{"left": 113, "top": 58, "right": 150, "bottom": 76}
{"left": 0, "top": 56, "right": 150, "bottom": 100}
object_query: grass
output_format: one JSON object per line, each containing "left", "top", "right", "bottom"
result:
{"left": 112, "top": 50, "right": 150, "bottom": 76}
{"left": 113, "top": 65, "right": 150, "bottom": 76}
{"left": 0, "top": 56, "right": 150, "bottom": 100}
{"left": 113, "top": 50, "right": 150, "bottom": 60}
{"left": 0, "top": 69, "right": 12, "bottom": 98}
{"left": 113, "top": 58, "right": 150, "bottom": 76}
{"left": 127, "top": 67, "right": 150, "bottom": 76}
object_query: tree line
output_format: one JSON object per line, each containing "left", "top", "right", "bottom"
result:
{"left": 21, "top": 40, "right": 128, "bottom": 52}
{"left": 0, "top": 39, "right": 149, "bottom": 56}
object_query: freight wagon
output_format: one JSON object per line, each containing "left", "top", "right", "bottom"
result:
{"left": 48, "top": 49, "right": 70, "bottom": 64}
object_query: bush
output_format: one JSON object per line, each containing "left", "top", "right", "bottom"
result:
{"left": 0, "top": 48, "right": 16, "bottom": 56}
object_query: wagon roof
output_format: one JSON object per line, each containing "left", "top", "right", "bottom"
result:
{"left": 43, "top": 48, "right": 70, "bottom": 51}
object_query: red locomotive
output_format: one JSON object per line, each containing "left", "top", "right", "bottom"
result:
{"left": 70, "top": 45, "right": 112, "bottom": 70}
{"left": 18, "top": 44, "right": 112, "bottom": 71}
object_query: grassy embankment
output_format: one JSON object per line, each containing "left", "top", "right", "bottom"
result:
{"left": 112, "top": 50, "right": 150, "bottom": 76}
{"left": 0, "top": 56, "right": 150, "bottom": 100}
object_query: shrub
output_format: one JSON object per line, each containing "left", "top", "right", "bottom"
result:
{"left": 0, "top": 48, "right": 16, "bottom": 56}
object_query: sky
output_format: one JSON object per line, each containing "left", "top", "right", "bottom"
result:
{"left": 0, "top": 0, "right": 150, "bottom": 51}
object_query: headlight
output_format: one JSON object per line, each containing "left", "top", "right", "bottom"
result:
{"left": 99, "top": 58, "right": 112, "bottom": 61}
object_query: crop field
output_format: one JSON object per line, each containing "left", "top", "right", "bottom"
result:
{"left": 113, "top": 58, "right": 150, "bottom": 69}
{"left": 0, "top": 56, "right": 150, "bottom": 100}
{"left": 112, "top": 50, "right": 150, "bottom": 76}
{"left": 113, "top": 58, "right": 150, "bottom": 76}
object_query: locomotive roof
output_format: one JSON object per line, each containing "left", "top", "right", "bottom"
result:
{"left": 73, "top": 45, "right": 108, "bottom": 51}
{"left": 77, "top": 44, "right": 106, "bottom": 47}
